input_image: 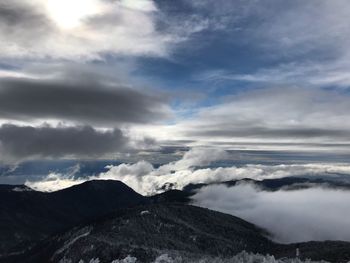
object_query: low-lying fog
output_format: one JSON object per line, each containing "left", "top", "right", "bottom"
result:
{"left": 193, "top": 183, "right": 350, "bottom": 243}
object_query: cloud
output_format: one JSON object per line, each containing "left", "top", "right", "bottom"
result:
{"left": 159, "top": 147, "right": 228, "bottom": 170}
{"left": 252, "top": 0, "right": 350, "bottom": 57}
{"left": 0, "top": 0, "right": 176, "bottom": 60}
{"left": 193, "top": 0, "right": 350, "bottom": 88}
{"left": 165, "top": 87, "right": 350, "bottom": 146}
{"left": 192, "top": 184, "right": 350, "bottom": 243}
{"left": 0, "top": 75, "right": 170, "bottom": 125}
{"left": 200, "top": 60, "right": 350, "bottom": 89}
{"left": 0, "top": 124, "right": 129, "bottom": 162}
{"left": 0, "top": 1, "right": 49, "bottom": 29}
{"left": 131, "top": 86, "right": 350, "bottom": 152}
{"left": 0, "top": 0, "right": 215, "bottom": 61}
{"left": 25, "top": 147, "right": 229, "bottom": 192}
{"left": 0, "top": 1, "right": 52, "bottom": 51}
{"left": 25, "top": 147, "right": 350, "bottom": 194}
{"left": 21, "top": 146, "right": 350, "bottom": 244}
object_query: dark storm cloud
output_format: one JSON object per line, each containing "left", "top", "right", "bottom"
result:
{"left": 0, "top": 124, "right": 128, "bottom": 161}
{"left": 0, "top": 3, "right": 46, "bottom": 27}
{"left": 0, "top": 1, "right": 53, "bottom": 44}
{"left": 0, "top": 77, "right": 170, "bottom": 125}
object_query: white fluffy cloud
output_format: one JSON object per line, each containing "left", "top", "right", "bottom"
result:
{"left": 193, "top": 184, "right": 350, "bottom": 243}
{"left": 26, "top": 148, "right": 228, "bottom": 193}
{"left": 26, "top": 148, "right": 350, "bottom": 194}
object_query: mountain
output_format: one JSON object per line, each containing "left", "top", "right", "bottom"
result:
{"left": 0, "top": 180, "right": 147, "bottom": 256}
{"left": 182, "top": 176, "right": 350, "bottom": 194}
{"left": 1, "top": 180, "right": 350, "bottom": 263}
{"left": 1, "top": 204, "right": 275, "bottom": 263}
{"left": 3, "top": 204, "right": 350, "bottom": 263}
{"left": 149, "top": 189, "right": 192, "bottom": 204}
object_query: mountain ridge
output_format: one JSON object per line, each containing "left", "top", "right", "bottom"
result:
{"left": 1, "top": 179, "right": 350, "bottom": 262}
{"left": 3, "top": 203, "right": 350, "bottom": 263}
{"left": 0, "top": 180, "right": 147, "bottom": 256}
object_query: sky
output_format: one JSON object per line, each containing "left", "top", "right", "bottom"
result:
{"left": 1, "top": 0, "right": 350, "bottom": 163}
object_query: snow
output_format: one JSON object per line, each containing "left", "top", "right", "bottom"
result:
{"left": 140, "top": 210, "right": 151, "bottom": 216}
{"left": 12, "top": 186, "right": 33, "bottom": 192}
{"left": 63, "top": 251, "right": 331, "bottom": 263}
{"left": 111, "top": 255, "right": 137, "bottom": 263}
{"left": 148, "top": 252, "right": 329, "bottom": 263}
{"left": 153, "top": 254, "right": 178, "bottom": 263}
{"left": 55, "top": 228, "right": 92, "bottom": 257}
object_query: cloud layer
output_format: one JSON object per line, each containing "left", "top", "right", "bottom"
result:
{"left": 2, "top": 0, "right": 350, "bottom": 155}
{"left": 191, "top": 0, "right": 350, "bottom": 88}
{"left": 25, "top": 148, "right": 350, "bottom": 194}
{"left": 0, "top": 75, "right": 170, "bottom": 125}
{"left": 158, "top": 87, "right": 350, "bottom": 148}
{"left": 0, "top": 124, "right": 128, "bottom": 162}
{"left": 24, "top": 147, "right": 350, "bottom": 243}
{"left": 193, "top": 184, "right": 350, "bottom": 243}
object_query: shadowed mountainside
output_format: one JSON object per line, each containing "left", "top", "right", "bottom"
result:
{"left": 0, "top": 180, "right": 147, "bottom": 256}
{"left": 3, "top": 204, "right": 350, "bottom": 263}
{"left": 1, "top": 179, "right": 350, "bottom": 263}
{"left": 182, "top": 176, "right": 350, "bottom": 194}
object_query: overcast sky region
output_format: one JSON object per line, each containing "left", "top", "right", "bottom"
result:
{"left": 1, "top": 0, "right": 350, "bottom": 162}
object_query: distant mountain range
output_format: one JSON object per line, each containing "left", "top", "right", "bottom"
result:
{"left": 183, "top": 176, "right": 350, "bottom": 193}
{"left": 1, "top": 178, "right": 350, "bottom": 262}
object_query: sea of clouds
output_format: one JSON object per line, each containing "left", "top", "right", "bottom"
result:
{"left": 26, "top": 148, "right": 350, "bottom": 194}
{"left": 25, "top": 148, "right": 350, "bottom": 243}
{"left": 193, "top": 183, "right": 350, "bottom": 243}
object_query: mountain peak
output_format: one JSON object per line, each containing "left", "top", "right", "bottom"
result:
{"left": 60, "top": 179, "right": 134, "bottom": 192}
